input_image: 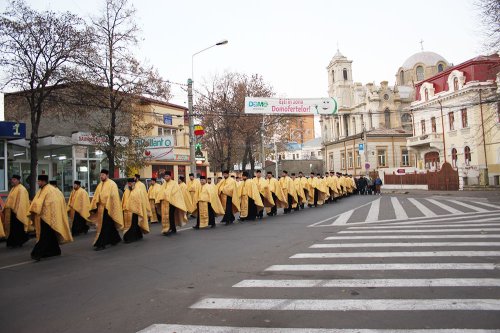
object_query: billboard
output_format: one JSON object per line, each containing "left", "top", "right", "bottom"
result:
{"left": 244, "top": 97, "right": 338, "bottom": 115}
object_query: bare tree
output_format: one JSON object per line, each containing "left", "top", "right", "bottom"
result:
{"left": 196, "top": 72, "right": 289, "bottom": 173}
{"left": 476, "top": 0, "right": 500, "bottom": 52}
{"left": 0, "top": 0, "right": 91, "bottom": 197}
{"left": 80, "top": 0, "right": 171, "bottom": 176}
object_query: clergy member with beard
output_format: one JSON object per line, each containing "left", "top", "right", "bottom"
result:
{"left": 147, "top": 178, "right": 161, "bottom": 223}
{"left": 3, "top": 175, "right": 30, "bottom": 248}
{"left": 29, "top": 175, "right": 73, "bottom": 261}
{"left": 122, "top": 178, "right": 150, "bottom": 243}
{"left": 133, "top": 174, "right": 152, "bottom": 219}
{"left": 178, "top": 176, "right": 195, "bottom": 217}
{"left": 279, "top": 170, "right": 298, "bottom": 214}
{"left": 192, "top": 176, "right": 224, "bottom": 229}
{"left": 217, "top": 170, "right": 240, "bottom": 225}
{"left": 90, "top": 169, "right": 124, "bottom": 251}
{"left": 252, "top": 170, "right": 274, "bottom": 220}
{"left": 67, "top": 180, "right": 91, "bottom": 236}
{"left": 155, "top": 171, "right": 188, "bottom": 236}
{"left": 238, "top": 171, "right": 264, "bottom": 221}
{"left": 265, "top": 172, "right": 286, "bottom": 216}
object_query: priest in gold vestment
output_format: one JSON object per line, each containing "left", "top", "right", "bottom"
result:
{"left": 90, "top": 169, "right": 124, "bottom": 251}
{"left": 122, "top": 178, "right": 150, "bottom": 243}
{"left": 298, "top": 172, "right": 309, "bottom": 209}
{"left": 134, "top": 174, "right": 152, "bottom": 218}
{"left": 238, "top": 171, "right": 264, "bottom": 221}
{"left": 67, "top": 180, "right": 91, "bottom": 236}
{"left": 147, "top": 178, "right": 161, "bottom": 223}
{"left": 252, "top": 170, "right": 274, "bottom": 219}
{"left": 29, "top": 175, "right": 73, "bottom": 261}
{"left": 217, "top": 170, "right": 240, "bottom": 225}
{"left": 265, "top": 172, "right": 286, "bottom": 216}
{"left": 192, "top": 176, "right": 224, "bottom": 229}
{"left": 291, "top": 173, "right": 306, "bottom": 211}
{"left": 279, "top": 170, "right": 298, "bottom": 214}
{"left": 186, "top": 173, "right": 201, "bottom": 215}
{"left": 3, "top": 175, "right": 30, "bottom": 248}
{"left": 179, "top": 176, "right": 195, "bottom": 216}
{"left": 155, "top": 171, "right": 187, "bottom": 236}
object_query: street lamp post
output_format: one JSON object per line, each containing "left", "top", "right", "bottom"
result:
{"left": 188, "top": 39, "right": 228, "bottom": 175}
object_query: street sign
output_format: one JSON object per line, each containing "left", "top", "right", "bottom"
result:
{"left": 365, "top": 163, "right": 370, "bottom": 170}
{"left": 0, "top": 121, "right": 26, "bottom": 139}
{"left": 397, "top": 168, "right": 406, "bottom": 174}
{"left": 359, "top": 143, "right": 364, "bottom": 151}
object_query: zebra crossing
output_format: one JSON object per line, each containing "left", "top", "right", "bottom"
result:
{"left": 309, "top": 196, "right": 500, "bottom": 227}
{"left": 138, "top": 202, "right": 500, "bottom": 332}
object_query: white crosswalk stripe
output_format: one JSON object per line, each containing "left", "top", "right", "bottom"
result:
{"left": 140, "top": 197, "right": 500, "bottom": 332}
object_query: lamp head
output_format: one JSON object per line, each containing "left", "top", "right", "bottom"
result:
{"left": 216, "top": 39, "right": 228, "bottom": 46}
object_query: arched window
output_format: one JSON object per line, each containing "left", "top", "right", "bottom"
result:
{"left": 416, "top": 65, "right": 424, "bottom": 81}
{"left": 464, "top": 146, "right": 471, "bottom": 165}
{"left": 384, "top": 109, "right": 391, "bottom": 128}
{"left": 331, "top": 70, "right": 335, "bottom": 83}
{"left": 400, "top": 70, "right": 404, "bottom": 84}
{"left": 451, "top": 148, "right": 458, "bottom": 167}
{"left": 438, "top": 63, "right": 444, "bottom": 72}
{"left": 401, "top": 113, "right": 412, "bottom": 131}
{"left": 453, "top": 77, "right": 459, "bottom": 91}
{"left": 343, "top": 68, "right": 348, "bottom": 80}
{"left": 424, "top": 89, "right": 429, "bottom": 101}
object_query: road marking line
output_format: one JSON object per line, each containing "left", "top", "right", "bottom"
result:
{"left": 233, "top": 278, "right": 500, "bottom": 288}
{"left": 426, "top": 199, "right": 462, "bottom": 214}
{"left": 310, "top": 242, "right": 500, "bottom": 248}
{"left": 330, "top": 210, "right": 354, "bottom": 225}
{"left": 265, "top": 263, "right": 497, "bottom": 271}
{"left": 138, "top": 324, "right": 500, "bottom": 333}
{"left": 308, "top": 199, "right": 378, "bottom": 227}
{"left": 348, "top": 223, "right": 500, "bottom": 230}
{"left": 339, "top": 228, "right": 500, "bottom": 234}
{"left": 364, "top": 198, "right": 380, "bottom": 222}
{"left": 470, "top": 201, "right": 500, "bottom": 209}
{"left": 190, "top": 298, "right": 500, "bottom": 311}
{"left": 0, "top": 260, "right": 32, "bottom": 270}
{"left": 291, "top": 251, "right": 500, "bottom": 258}
{"left": 387, "top": 216, "right": 500, "bottom": 226}
{"left": 407, "top": 198, "right": 437, "bottom": 217}
{"left": 325, "top": 234, "right": 500, "bottom": 240}
{"left": 391, "top": 197, "right": 408, "bottom": 220}
{"left": 446, "top": 200, "right": 489, "bottom": 213}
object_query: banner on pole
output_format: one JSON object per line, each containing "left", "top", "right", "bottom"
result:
{"left": 244, "top": 97, "right": 338, "bottom": 115}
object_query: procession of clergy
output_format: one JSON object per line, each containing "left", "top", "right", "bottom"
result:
{"left": 0, "top": 168, "right": 356, "bottom": 261}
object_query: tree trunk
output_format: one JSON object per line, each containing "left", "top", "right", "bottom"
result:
{"left": 29, "top": 138, "right": 38, "bottom": 199}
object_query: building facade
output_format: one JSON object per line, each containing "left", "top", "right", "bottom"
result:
{"left": 407, "top": 54, "right": 500, "bottom": 186}
{"left": 321, "top": 49, "right": 451, "bottom": 175}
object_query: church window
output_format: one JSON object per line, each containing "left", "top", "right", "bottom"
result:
{"left": 438, "top": 63, "right": 444, "bottom": 72}
{"left": 400, "top": 70, "right": 404, "bottom": 84}
{"left": 453, "top": 77, "right": 459, "bottom": 91}
{"left": 343, "top": 68, "right": 348, "bottom": 80}
{"left": 384, "top": 109, "right": 391, "bottom": 128}
{"left": 416, "top": 65, "right": 424, "bottom": 81}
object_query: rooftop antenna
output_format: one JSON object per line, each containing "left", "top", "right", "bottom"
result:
{"left": 419, "top": 39, "right": 424, "bottom": 51}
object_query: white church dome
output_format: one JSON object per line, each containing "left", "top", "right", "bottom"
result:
{"left": 401, "top": 51, "right": 449, "bottom": 69}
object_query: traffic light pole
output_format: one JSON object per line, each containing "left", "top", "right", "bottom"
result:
{"left": 188, "top": 78, "right": 196, "bottom": 175}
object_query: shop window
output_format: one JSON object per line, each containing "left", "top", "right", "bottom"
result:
{"left": 464, "top": 146, "right": 471, "bottom": 165}
{"left": 461, "top": 108, "right": 468, "bottom": 128}
{"left": 448, "top": 112, "right": 455, "bottom": 131}
{"left": 431, "top": 117, "right": 436, "bottom": 133}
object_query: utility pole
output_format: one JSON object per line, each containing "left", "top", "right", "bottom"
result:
{"left": 188, "top": 78, "right": 196, "bottom": 174}
{"left": 274, "top": 139, "right": 278, "bottom": 177}
{"left": 261, "top": 116, "right": 265, "bottom": 171}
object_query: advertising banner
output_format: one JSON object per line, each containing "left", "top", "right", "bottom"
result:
{"left": 244, "top": 97, "right": 338, "bottom": 115}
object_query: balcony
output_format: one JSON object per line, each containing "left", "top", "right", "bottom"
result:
{"left": 407, "top": 133, "right": 443, "bottom": 150}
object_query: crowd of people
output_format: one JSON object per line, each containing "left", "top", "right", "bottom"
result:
{"left": 0, "top": 169, "right": 382, "bottom": 262}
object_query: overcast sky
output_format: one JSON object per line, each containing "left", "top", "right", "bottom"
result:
{"left": 1, "top": 0, "right": 484, "bottom": 130}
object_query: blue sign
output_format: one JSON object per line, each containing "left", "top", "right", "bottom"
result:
{"left": 359, "top": 143, "right": 364, "bottom": 151}
{"left": 163, "top": 114, "right": 172, "bottom": 125}
{"left": 0, "top": 122, "right": 26, "bottom": 139}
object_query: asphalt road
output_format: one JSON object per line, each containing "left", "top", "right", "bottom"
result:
{"left": 1, "top": 191, "right": 500, "bottom": 333}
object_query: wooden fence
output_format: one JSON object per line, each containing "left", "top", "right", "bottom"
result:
{"left": 384, "top": 162, "right": 459, "bottom": 190}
